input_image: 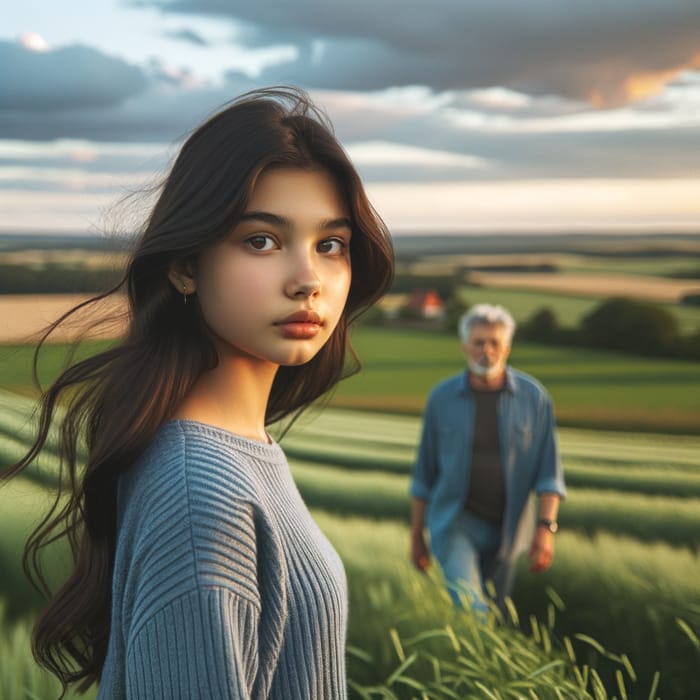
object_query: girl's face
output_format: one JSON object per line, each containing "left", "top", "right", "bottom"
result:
{"left": 190, "top": 167, "right": 352, "bottom": 367}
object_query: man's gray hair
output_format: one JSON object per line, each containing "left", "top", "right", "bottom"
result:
{"left": 458, "top": 304, "right": 516, "bottom": 344}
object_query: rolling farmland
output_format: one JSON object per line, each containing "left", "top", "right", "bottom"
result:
{"left": 333, "top": 327, "right": 700, "bottom": 433}
{"left": 2, "top": 329, "right": 698, "bottom": 433}
{"left": 1, "top": 391, "right": 698, "bottom": 699}
{"left": 0, "top": 239, "right": 698, "bottom": 698}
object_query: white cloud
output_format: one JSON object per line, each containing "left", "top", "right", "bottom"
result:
{"left": 460, "top": 88, "right": 533, "bottom": 112}
{"left": 19, "top": 31, "right": 50, "bottom": 52}
{"left": 0, "top": 166, "right": 154, "bottom": 192}
{"left": 347, "top": 141, "right": 486, "bottom": 169}
{"left": 0, "top": 139, "right": 166, "bottom": 161}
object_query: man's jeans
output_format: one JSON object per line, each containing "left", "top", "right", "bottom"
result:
{"left": 439, "top": 510, "right": 514, "bottom": 611}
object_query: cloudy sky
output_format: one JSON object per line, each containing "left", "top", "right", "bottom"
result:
{"left": 2, "top": 0, "right": 700, "bottom": 235}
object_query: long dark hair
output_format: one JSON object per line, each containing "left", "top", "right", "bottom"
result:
{"left": 2, "top": 86, "right": 393, "bottom": 692}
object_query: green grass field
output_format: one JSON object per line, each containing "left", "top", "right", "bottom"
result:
{"left": 335, "top": 327, "right": 700, "bottom": 433}
{"left": 553, "top": 254, "right": 699, "bottom": 278}
{"left": 281, "top": 408, "right": 700, "bottom": 699}
{"left": 1, "top": 393, "right": 699, "bottom": 699}
{"left": 0, "top": 312, "right": 698, "bottom": 698}
{"left": 0, "top": 341, "right": 113, "bottom": 396}
{"left": 1, "top": 321, "right": 698, "bottom": 432}
{"left": 1, "top": 477, "right": 690, "bottom": 700}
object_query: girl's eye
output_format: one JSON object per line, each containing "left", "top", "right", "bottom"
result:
{"left": 317, "top": 238, "right": 346, "bottom": 255}
{"left": 246, "top": 234, "right": 276, "bottom": 251}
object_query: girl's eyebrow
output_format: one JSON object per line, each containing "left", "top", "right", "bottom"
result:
{"left": 239, "top": 210, "right": 353, "bottom": 231}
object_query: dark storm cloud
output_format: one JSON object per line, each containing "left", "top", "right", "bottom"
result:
{"left": 0, "top": 78, "right": 246, "bottom": 142}
{"left": 0, "top": 40, "right": 148, "bottom": 110}
{"left": 0, "top": 38, "right": 255, "bottom": 142}
{"left": 318, "top": 90, "right": 700, "bottom": 181}
{"left": 13, "top": 86, "right": 700, "bottom": 180}
{"left": 256, "top": 38, "right": 461, "bottom": 92}
{"left": 1, "top": 13, "right": 698, "bottom": 185}
{"left": 146, "top": 0, "right": 700, "bottom": 104}
{"left": 0, "top": 81, "right": 256, "bottom": 143}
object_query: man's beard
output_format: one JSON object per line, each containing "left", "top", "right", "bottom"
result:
{"left": 468, "top": 358, "right": 502, "bottom": 379}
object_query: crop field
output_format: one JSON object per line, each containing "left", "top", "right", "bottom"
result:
{"left": 0, "top": 294, "right": 127, "bottom": 344}
{"left": 284, "top": 410, "right": 700, "bottom": 700}
{"left": 455, "top": 285, "right": 700, "bottom": 335}
{"left": 0, "top": 255, "right": 698, "bottom": 699}
{"left": 403, "top": 252, "right": 700, "bottom": 280}
{"left": 335, "top": 327, "right": 700, "bottom": 433}
{"left": 549, "top": 255, "right": 699, "bottom": 278}
{"left": 1, "top": 388, "right": 699, "bottom": 699}
{"left": 2, "top": 330, "right": 698, "bottom": 434}
{"left": 2, "top": 244, "right": 700, "bottom": 340}
{"left": 400, "top": 248, "right": 700, "bottom": 333}
{"left": 464, "top": 270, "right": 698, "bottom": 303}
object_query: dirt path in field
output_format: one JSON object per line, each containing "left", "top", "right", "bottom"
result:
{"left": 0, "top": 294, "right": 128, "bottom": 342}
{"left": 467, "top": 271, "right": 700, "bottom": 302}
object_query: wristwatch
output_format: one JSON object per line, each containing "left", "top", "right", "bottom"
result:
{"left": 537, "top": 518, "right": 559, "bottom": 534}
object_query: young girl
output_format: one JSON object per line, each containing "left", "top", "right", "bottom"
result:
{"left": 5, "top": 87, "right": 393, "bottom": 698}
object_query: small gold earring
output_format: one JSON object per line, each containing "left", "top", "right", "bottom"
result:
{"left": 183, "top": 283, "right": 187, "bottom": 304}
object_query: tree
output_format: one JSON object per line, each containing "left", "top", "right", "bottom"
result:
{"left": 443, "top": 291, "right": 470, "bottom": 335}
{"left": 520, "top": 307, "right": 559, "bottom": 342}
{"left": 682, "top": 330, "right": 700, "bottom": 361}
{"left": 680, "top": 291, "right": 700, "bottom": 307}
{"left": 581, "top": 297, "right": 682, "bottom": 357}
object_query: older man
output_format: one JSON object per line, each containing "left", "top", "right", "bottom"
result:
{"left": 410, "top": 304, "right": 565, "bottom": 610}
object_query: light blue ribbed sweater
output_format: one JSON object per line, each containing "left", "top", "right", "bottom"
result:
{"left": 97, "top": 420, "right": 348, "bottom": 699}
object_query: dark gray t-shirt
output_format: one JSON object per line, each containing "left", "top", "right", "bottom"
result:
{"left": 465, "top": 386, "right": 506, "bottom": 525}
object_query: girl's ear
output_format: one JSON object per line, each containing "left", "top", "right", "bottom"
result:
{"left": 167, "top": 259, "right": 197, "bottom": 295}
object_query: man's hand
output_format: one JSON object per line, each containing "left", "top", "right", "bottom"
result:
{"left": 411, "top": 531, "right": 431, "bottom": 572}
{"left": 528, "top": 527, "right": 555, "bottom": 572}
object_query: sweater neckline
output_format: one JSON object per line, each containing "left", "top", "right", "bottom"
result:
{"left": 164, "top": 419, "right": 286, "bottom": 461}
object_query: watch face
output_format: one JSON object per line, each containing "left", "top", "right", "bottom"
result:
{"left": 539, "top": 519, "right": 558, "bottom": 533}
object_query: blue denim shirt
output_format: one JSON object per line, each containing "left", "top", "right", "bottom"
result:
{"left": 410, "top": 367, "right": 566, "bottom": 564}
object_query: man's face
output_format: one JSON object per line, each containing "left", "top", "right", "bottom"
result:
{"left": 462, "top": 322, "right": 511, "bottom": 379}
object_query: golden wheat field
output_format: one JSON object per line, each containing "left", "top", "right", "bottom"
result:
{"left": 0, "top": 294, "right": 128, "bottom": 343}
{"left": 466, "top": 270, "right": 697, "bottom": 302}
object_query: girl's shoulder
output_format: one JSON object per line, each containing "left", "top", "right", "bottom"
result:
{"left": 112, "top": 421, "right": 286, "bottom": 627}
{"left": 156, "top": 419, "right": 284, "bottom": 466}
{"left": 119, "top": 419, "right": 286, "bottom": 513}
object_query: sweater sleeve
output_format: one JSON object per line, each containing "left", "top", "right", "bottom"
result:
{"left": 125, "top": 587, "right": 259, "bottom": 699}
{"left": 120, "top": 471, "right": 269, "bottom": 698}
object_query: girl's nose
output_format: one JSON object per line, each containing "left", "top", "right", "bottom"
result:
{"left": 285, "top": 254, "right": 321, "bottom": 299}
{"left": 288, "top": 279, "right": 321, "bottom": 298}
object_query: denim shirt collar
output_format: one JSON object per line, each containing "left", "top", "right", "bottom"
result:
{"left": 460, "top": 366, "right": 517, "bottom": 396}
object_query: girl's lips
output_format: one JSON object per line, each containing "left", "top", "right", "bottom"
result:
{"left": 274, "top": 310, "right": 323, "bottom": 338}
{"left": 276, "top": 310, "right": 322, "bottom": 324}
{"left": 276, "top": 322, "right": 321, "bottom": 339}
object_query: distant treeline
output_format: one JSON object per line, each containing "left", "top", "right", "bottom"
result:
{"left": 392, "top": 232, "right": 700, "bottom": 260}
{"left": 377, "top": 269, "right": 700, "bottom": 361}
{"left": 0, "top": 233, "right": 131, "bottom": 253}
{"left": 391, "top": 267, "right": 557, "bottom": 295}
{"left": 0, "top": 263, "right": 123, "bottom": 295}
{"left": 516, "top": 297, "right": 700, "bottom": 361}
{"left": 3, "top": 257, "right": 699, "bottom": 361}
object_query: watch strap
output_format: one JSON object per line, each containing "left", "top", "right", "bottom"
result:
{"left": 537, "top": 518, "right": 558, "bottom": 533}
